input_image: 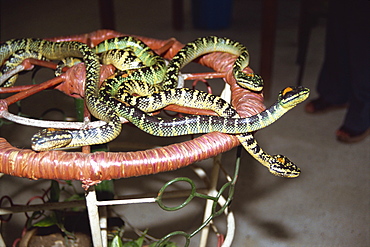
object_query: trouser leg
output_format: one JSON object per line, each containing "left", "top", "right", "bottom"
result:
{"left": 316, "top": 0, "right": 350, "bottom": 105}
{"left": 341, "top": 0, "right": 370, "bottom": 132}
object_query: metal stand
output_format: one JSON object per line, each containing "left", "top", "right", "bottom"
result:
{"left": 0, "top": 31, "right": 259, "bottom": 246}
{"left": 1, "top": 154, "right": 236, "bottom": 246}
{"left": 82, "top": 154, "right": 235, "bottom": 247}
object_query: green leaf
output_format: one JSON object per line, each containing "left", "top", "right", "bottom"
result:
{"left": 109, "top": 235, "right": 124, "bottom": 247}
{"left": 65, "top": 193, "right": 85, "bottom": 202}
{"left": 74, "top": 98, "right": 85, "bottom": 122}
{"left": 96, "top": 180, "right": 115, "bottom": 193}
{"left": 96, "top": 180, "right": 115, "bottom": 200}
{"left": 33, "top": 215, "right": 58, "bottom": 227}
{"left": 26, "top": 211, "right": 45, "bottom": 228}
{"left": 122, "top": 242, "right": 139, "bottom": 247}
{"left": 134, "top": 231, "right": 146, "bottom": 246}
{"left": 50, "top": 180, "right": 61, "bottom": 202}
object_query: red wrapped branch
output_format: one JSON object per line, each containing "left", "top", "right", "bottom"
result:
{"left": 0, "top": 30, "right": 264, "bottom": 186}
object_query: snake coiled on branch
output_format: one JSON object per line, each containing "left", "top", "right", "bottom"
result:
{"left": 0, "top": 36, "right": 309, "bottom": 177}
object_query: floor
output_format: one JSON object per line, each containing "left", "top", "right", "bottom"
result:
{"left": 0, "top": 0, "right": 369, "bottom": 246}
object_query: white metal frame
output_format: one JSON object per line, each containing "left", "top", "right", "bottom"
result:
{"left": 0, "top": 155, "right": 235, "bottom": 247}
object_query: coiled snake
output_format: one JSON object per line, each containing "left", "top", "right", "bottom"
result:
{"left": 94, "top": 36, "right": 308, "bottom": 178}
{"left": 0, "top": 38, "right": 122, "bottom": 150}
{"left": 0, "top": 36, "right": 310, "bottom": 178}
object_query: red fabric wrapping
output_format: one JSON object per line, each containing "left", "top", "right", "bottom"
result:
{"left": 0, "top": 133, "right": 239, "bottom": 185}
{"left": 0, "top": 30, "right": 265, "bottom": 186}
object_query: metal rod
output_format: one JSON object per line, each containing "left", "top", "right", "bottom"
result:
{"left": 99, "top": 206, "right": 108, "bottom": 247}
{"left": 0, "top": 200, "right": 85, "bottom": 215}
{"left": 0, "top": 232, "right": 5, "bottom": 247}
{"left": 95, "top": 198, "right": 156, "bottom": 206}
{"left": 0, "top": 189, "right": 209, "bottom": 215}
{"left": 199, "top": 154, "right": 221, "bottom": 247}
{"left": 85, "top": 186, "right": 103, "bottom": 247}
{"left": 222, "top": 212, "right": 235, "bottom": 247}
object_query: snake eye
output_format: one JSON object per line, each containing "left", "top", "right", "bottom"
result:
{"left": 282, "top": 87, "right": 295, "bottom": 97}
{"left": 279, "top": 87, "right": 297, "bottom": 103}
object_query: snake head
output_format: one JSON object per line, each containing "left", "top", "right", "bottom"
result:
{"left": 268, "top": 154, "right": 301, "bottom": 178}
{"left": 235, "top": 72, "right": 264, "bottom": 92}
{"left": 278, "top": 86, "right": 310, "bottom": 109}
{"left": 31, "top": 128, "right": 73, "bottom": 151}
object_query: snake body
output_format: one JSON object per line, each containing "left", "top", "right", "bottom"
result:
{"left": 237, "top": 133, "right": 301, "bottom": 177}
{"left": 100, "top": 80, "right": 304, "bottom": 178}
{"left": 99, "top": 77, "right": 306, "bottom": 178}
{"left": 0, "top": 48, "right": 48, "bottom": 87}
{"left": 31, "top": 85, "right": 309, "bottom": 148}
{"left": 0, "top": 37, "right": 309, "bottom": 177}
{"left": 1, "top": 36, "right": 265, "bottom": 149}
{"left": 99, "top": 48, "right": 146, "bottom": 71}
{"left": 117, "top": 87, "right": 308, "bottom": 136}
{"left": 96, "top": 36, "right": 306, "bottom": 178}
{"left": 161, "top": 36, "right": 263, "bottom": 91}
{"left": 94, "top": 36, "right": 263, "bottom": 92}
{"left": 94, "top": 40, "right": 300, "bottom": 176}
{"left": 0, "top": 38, "right": 123, "bottom": 148}
{"left": 93, "top": 36, "right": 167, "bottom": 86}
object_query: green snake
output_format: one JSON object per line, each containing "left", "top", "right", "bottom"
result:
{"left": 102, "top": 83, "right": 307, "bottom": 178}
{"left": 99, "top": 78, "right": 308, "bottom": 178}
{"left": 0, "top": 38, "right": 124, "bottom": 148}
{"left": 1, "top": 36, "right": 263, "bottom": 148}
{"left": 47, "top": 38, "right": 304, "bottom": 178}
{"left": 31, "top": 85, "right": 309, "bottom": 179}
{"left": 0, "top": 37, "right": 309, "bottom": 177}
{"left": 93, "top": 37, "right": 306, "bottom": 178}
{"left": 95, "top": 86, "right": 308, "bottom": 136}
{"left": 97, "top": 79, "right": 307, "bottom": 178}
{"left": 92, "top": 36, "right": 263, "bottom": 91}
{"left": 161, "top": 36, "right": 264, "bottom": 91}
{"left": 0, "top": 48, "right": 47, "bottom": 86}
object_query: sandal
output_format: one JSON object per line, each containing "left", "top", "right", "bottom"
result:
{"left": 305, "top": 98, "right": 347, "bottom": 114}
{"left": 336, "top": 126, "right": 370, "bottom": 143}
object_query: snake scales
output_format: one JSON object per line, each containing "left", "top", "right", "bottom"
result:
{"left": 95, "top": 36, "right": 308, "bottom": 178}
{"left": 0, "top": 36, "right": 309, "bottom": 177}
